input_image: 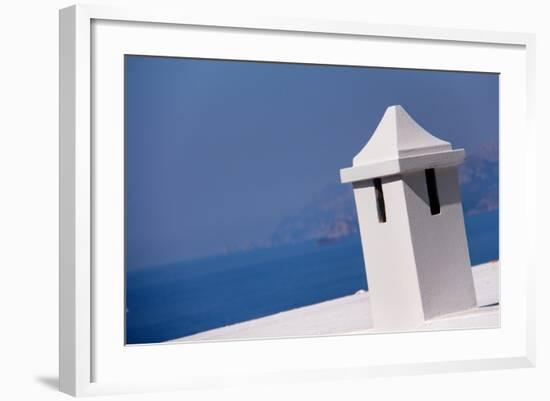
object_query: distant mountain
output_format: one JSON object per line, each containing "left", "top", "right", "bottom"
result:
{"left": 270, "top": 184, "right": 359, "bottom": 246}
{"left": 270, "top": 145, "right": 498, "bottom": 246}
{"left": 459, "top": 144, "right": 499, "bottom": 215}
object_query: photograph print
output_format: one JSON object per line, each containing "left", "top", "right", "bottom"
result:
{"left": 125, "top": 56, "right": 499, "bottom": 345}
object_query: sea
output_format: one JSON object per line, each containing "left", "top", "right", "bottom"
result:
{"left": 126, "top": 210, "right": 499, "bottom": 344}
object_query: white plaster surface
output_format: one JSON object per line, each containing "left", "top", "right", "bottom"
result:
{"left": 352, "top": 176, "right": 426, "bottom": 329}
{"left": 403, "top": 167, "right": 477, "bottom": 320}
{"left": 170, "top": 261, "right": 499, "bottom": 343}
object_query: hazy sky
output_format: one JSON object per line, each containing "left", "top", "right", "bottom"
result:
{"left": 125, "top": 56, "right": 499, "bottom": 269}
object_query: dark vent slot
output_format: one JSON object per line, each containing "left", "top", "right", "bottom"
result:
{"left": 425, "top": 168, "right": 440, "bottom": 215}
{"left": 373, "top": 178, "right": 387, "bottom": 223}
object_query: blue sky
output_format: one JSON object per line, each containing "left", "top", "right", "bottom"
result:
{"left": 125, "top": 56, "right": 499, "bottom": 269}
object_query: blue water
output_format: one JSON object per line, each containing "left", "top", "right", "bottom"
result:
{"left": 126, "top": 211, "right": 498, "bottom": 344}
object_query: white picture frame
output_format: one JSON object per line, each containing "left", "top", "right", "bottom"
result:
{"left": 59, "top": 3, "right": 536, "bottom": 397}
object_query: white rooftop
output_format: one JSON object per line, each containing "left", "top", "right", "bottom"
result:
{"left": 170, "top": 261, "right": 499, "bottom": 343}
{"left": 340, "top": 105, "right": 465, "bottom": 183}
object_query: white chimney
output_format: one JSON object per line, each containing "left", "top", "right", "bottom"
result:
{"left": 341, "top": 105, "right": 477, "bottom": 330}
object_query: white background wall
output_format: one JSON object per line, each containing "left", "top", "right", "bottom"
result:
{"left": 0, "top": 0, "right": 547, "bottom": 399}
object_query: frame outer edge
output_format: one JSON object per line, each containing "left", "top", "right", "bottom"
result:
{"left": 60, "top": 4, "right": 92, "bottom": 396}
{"left": 59, "top": 5, "right": 77, "bottom": 396}
{"left": 524, "top": 33, "right": 536, "bottom": 367}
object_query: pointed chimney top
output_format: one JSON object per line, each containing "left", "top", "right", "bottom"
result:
{"left": 341, "top": 105, "right": 465, "bottom": 183}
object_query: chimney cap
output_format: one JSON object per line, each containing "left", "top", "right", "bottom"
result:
{"left": 340, "top": 105, "right": 464, "bottom": 183}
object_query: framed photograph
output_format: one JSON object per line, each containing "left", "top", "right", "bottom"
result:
{"left": 59, "top": 4, "right": 536, "bottom": 396}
